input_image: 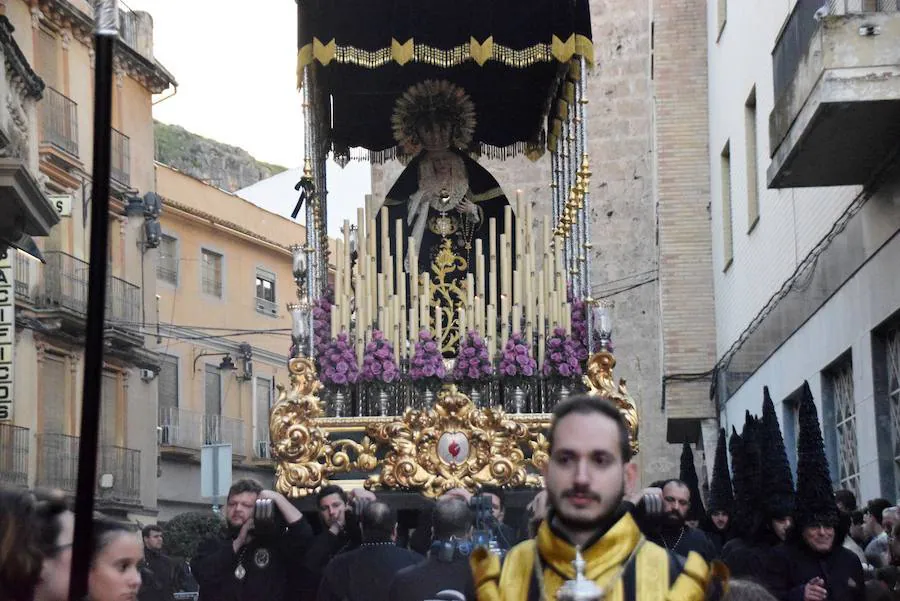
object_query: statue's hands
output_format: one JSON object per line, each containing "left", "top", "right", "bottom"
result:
{"left": 457, "top": 199, "right": 480, "bottom": 221}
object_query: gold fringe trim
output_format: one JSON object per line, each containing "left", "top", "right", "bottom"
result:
{"left": 296, "top": 34, "right": 593, "bottom": 86}
{"left": 339, "top": 138, "right": 546, "bottom": 166}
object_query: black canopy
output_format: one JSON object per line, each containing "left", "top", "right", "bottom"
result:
{"left": 296, "top": 0, "right": 593, "bottom": 157}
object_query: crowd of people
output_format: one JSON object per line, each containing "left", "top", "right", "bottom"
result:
{"left": 2, "top": 390, "right": 898, "bottom": 601}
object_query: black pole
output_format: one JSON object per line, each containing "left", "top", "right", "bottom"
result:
{"left": 68, "top": 3, "right": 117, "bottom": 600}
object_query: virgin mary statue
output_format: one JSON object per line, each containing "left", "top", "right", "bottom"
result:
{"left": 373, "top": 80, "right": 514, "bottom": 352}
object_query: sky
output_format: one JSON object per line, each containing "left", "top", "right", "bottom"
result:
{"left": 125, "top": 0, "right": 371, "bottom": 233}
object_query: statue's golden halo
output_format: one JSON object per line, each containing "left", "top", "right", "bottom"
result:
{"left": 391, "top": 79, "right": 477, "bottom": 155}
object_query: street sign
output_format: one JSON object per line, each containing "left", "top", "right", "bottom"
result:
{"left": 0, "top": 249, "right": 13, "bottom": 421}
{"left": 201, "top": 443, "right": 232, "bottom": 508}
{"left": 49, "top": 194, "right": 73, "bottom": 217}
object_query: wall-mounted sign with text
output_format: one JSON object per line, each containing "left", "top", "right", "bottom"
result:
{"left": 0, "top": 249, "right": 13, "bottom": 421}
{"left": 49, "top": 194, "right": 73, "bottom": 217}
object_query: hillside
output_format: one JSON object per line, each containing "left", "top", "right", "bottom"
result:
{"left": 154, "top": 121, "right": 287, "bottom": 192}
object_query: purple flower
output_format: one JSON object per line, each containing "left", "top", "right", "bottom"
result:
{"left": 452, "top": 331, "right": 493, "bottom": 383}
{"left": 410, "top": 330, "right": 444, "bottom": 384}
{"left": 318, "top": 331, "right": 360, "bottom": 387}
{"left": 541, "top": 327, "right": 583, "bottom": 380}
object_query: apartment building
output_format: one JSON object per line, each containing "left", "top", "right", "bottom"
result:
{"left": 3, "top": 0, "right": 175, "bottom": 520}
{"left": 709, "top": 0, "right": 900, "bottom": 501}
{"left": 154, "top": 163, "right": 315, "bottom": 519}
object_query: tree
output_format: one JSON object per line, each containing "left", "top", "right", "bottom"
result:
{"left": 163, "top": 511, "right": 223, "bottom": 561}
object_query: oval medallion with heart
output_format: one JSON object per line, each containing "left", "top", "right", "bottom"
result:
{"left": 437, "top": 431, "right": 470, "bottom": 465}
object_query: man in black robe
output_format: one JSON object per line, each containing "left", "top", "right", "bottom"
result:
{"left": 644, "top": 479, "right": 717, "bottom": 562}
{"left": 770, "top": 383, "right": 863, "bottom": 601}
{"left": 701, "top": 429, "right": 734, "bottom": 555}
{"left": 389, "top": 497, "right": 477, "bottom": 601}
{"left": 318, "top": 502, "right": 422, "bottom": 601}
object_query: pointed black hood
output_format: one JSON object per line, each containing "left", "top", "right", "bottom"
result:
{"left": 794, "top": 382, "right": 838, "bottom": 530}
{"left": 729, "top": 424, "right": 764, "bottom": 540}
{"left": 760, "top": 386, "right": 795, "bottom": 519}
{"left": 707, "top": 428, "right": 734, "bottom": 514}
{"left": 679, "top": 442, "right": 706, "bottom": 522}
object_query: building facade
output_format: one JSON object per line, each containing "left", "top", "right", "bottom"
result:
{"left": 369, "top": 0, "right": 717, "bottom": 483}
{"left": 154, "top": 163, "right": 312, "bottom": 520}
{"left": 709, "top": 0, "right": 900, "bottom": 502}
{"left": 3, "top": 0, "right": 174, "bottom": 521}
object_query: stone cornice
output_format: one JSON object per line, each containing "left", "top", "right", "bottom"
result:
{"left": 0, "top": 16, "right": 44, "bottom": 99}
{"left": 162, "top": 195, "right": 294, "bottom": 254}
{"left": 37, "top": 0, "right": 176, "bottom": 94}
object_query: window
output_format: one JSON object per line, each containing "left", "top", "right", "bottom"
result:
{"left": 255, "top": 377, "right": 273, "bottom": 458}
{"left": 158, "top": 355, "right": 179, "bottom": 412}
{"left": 824, "top": 357, "right": 859, "bottom": 499}
{"left": 255, "top": 268, "right": 277, "bottom": 315}
{"left": 721, "top": 141, "right": 734, "bottom": 270}
{"left": 782, "top": 387, "right": 803, "bottom": 478}
{"left": 201, "top": 249, "right": 223, "bottom": 297}
{"left": 745, "top": 88, "right": 759, "bottom": 232}
{"left": 36, "top": 28, "right": 59, "bottom": 88}
{"left": 204, "top": 364, "right": 221, "bottom": 416}
{"left": 101, "top": 372, "right": 119, "bottom": 446}
{"left": 40, "top": 354, "right": 67, "bottom": 435}
{"left": 157, "top": 235, "right": 178, "bottom": 284}
{"left": 886, "top": 327, "right": 900, "bottom": 497}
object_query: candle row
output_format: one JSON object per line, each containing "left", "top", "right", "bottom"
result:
{"left": 328, "top": 190, "right": 575, "bottom": 366}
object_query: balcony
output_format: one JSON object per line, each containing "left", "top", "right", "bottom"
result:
{"left": 35, "top": 433, "right": 141, "bottom": 505}
{"left": 768, "top": 0, "right": 900, "bottom": 188}
{"left": 39, "top": 87, "right": 78, "bottom": 158}
{"left": 0, "top": 424, "right": 29, "bottom": 488}
{"left": 111, "top": 128, "right": 131, "bottom": 188}
{"left": 159, "top": 407, "right": 245, "bottom": 457}
{"left": 39, "top": 252, "right": 142, "bottom": 343}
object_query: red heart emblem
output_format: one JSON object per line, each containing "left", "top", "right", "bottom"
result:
{"left": 449, "top": 440, "right": 461, "bottom": 458}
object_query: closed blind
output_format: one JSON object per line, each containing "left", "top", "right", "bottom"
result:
{"left": 159, "top": 355, "right": 178, "bottom": 412}
{"left": 40, "top": 355, "right": 66, "bottom": 434}
{"left": 204, "top": 365, "right": 220, "bottom": 416}
{"left": 37, "top": 29, "right": 59, "bottom": 88}
{"left": 101, "top": 372, "right": 118, "bottom": 446}
{"left": 256, "top": 377, "right": 271, "bottom": 428}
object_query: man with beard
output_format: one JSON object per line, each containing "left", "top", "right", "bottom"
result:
{"left": 470, "top": 396, "right": 712, "bottom": 601}
{"left": 318, "top": 502, "right": 422, "bottom": 601}
{"left": 193, "top": 478, "right": 312, "bottom": 601}
{"left": 646, "top": 480, "right": 717, "bottom": 561}
{"left": 770, "top": 384, "right": 863, "bottom": 601}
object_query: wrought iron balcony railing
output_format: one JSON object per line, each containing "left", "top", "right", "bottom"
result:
{"left": 41, "top": 252, "right": 140, "bottom": 323}
{"left": 0, "top": 423, "right": 29, "bottom": 488}
{"left": 35, "top": 433, "right": 141, "bottom": 504}
{"left": 40, "top": 87, "right": 78, "bottom": 157}
{"left": 159, "top": 407, "right": 245, "bottom": 454}
{"left": 111, "top": 128, "right": 131, "bottom": 187}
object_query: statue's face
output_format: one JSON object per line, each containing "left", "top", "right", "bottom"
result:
{"left": 431, "top": 153, "right": 454, "bottom": 177}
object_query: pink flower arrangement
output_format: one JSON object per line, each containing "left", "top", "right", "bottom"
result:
{"left": 360, "top": 329, "right": 400, "bottom": 384}
{"left": 498, "top": 332, "right": 537, "bottom": 381}
{"left": 319, "top": 332, "right": 359, "bottom": 387}
{"left": 542, "top": 327, "right": 583, "bottom": 379}
{"left": 452, "top": 330, "right": 493, "bottom": 383}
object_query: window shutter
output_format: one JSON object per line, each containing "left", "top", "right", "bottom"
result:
{"left": 41, "top": 355, "right": 66, "bottom": 434}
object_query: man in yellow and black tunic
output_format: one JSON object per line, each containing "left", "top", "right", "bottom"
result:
{"left": 470, "top": 396, "right": 712, "bottom": 601}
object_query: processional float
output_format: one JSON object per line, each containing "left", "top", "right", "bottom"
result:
{"left": 271, "top": 0, "right": 639, "bottom": 499}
